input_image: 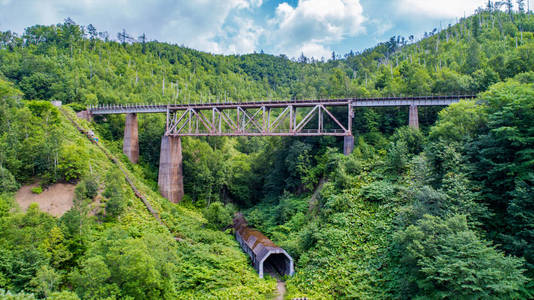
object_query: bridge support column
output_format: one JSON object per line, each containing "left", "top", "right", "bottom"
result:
{"left": 158, "top": 135, "right": 184, "bottom": 203}
{"left": 123, "top": 113, "right": 139, "bottom": 163}
{"left": 343, "top": 135, "right": 354, "bottom": 156}
{"left": 409, "top": 105, "right": 419, "bottom": 129}
{"left": 76, "top": 110, "right": 92, "bottom": 122}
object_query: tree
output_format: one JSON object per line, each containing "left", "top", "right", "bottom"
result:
{"left": 467, "top": 81, "right": 534, "bottom": 274}
{"left": 40, "top": 226, "right": 73, "bottom": 269}
{"left": 487, "top": 0, "right": 494, "bottom": 11}
{"left": 498, "top": 0, "right": 515, "bottom": 22}
{"left": 298, "top": 52, "right": 308, "bottom": 64}
{"left": 87, "top": 24, "right": 97, "bottom": 50}
{"left": 117, "top": 29, "right": 132, "bottom": 46}
{"left": 203, "top": 202, "right": 234, "bottom": 230}
{"left": 472, "top": 15, "right": 481, "bottom": 39}
{"left": 87, "top": 24, "right": 97, "bottom": 40}
{"left": 463, "top": 41, "right": 481, "bottom": 74}
{"left": 504, "top": 177, "right": 534, "bottom": 272}
{"left": 138, "top": 33, "right": 147, "bottom": 54}
{"left": 30, "top": 265, "right": 61, "bottom": 298}
{"left": 70, "top": 256, "right": 115, "bottom": 299}
{"left": 517, "top": 0, "right": 526, "bottom": 13}
{"left": 394, "top": 214, "right": 527, "bottom": 299}
{"left": 103, "top": 170, "right": 126, "bottom": 219}
{"left": 397, "top": 61, "right": 431, "bottom": 95}
{"left": 0, "top": 166, "right": 18, "bottom": 193}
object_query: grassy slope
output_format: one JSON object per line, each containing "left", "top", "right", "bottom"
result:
{"left": 59, "top": 107, "right": 276, "bottom": 299}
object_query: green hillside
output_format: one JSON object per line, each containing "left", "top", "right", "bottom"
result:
{"left": 0, "top": 6, "right": 533, "bottom": 299}
{"left": 0, "top": 84, "right": 275, "bottom": 299}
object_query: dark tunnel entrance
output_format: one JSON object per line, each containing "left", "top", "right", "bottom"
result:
{"left": 263, "top": 253, "right": 291, "bottom": 277}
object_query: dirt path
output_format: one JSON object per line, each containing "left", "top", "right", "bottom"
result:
{"left": 15, "top": 182, "right": 75, "bottom": 217}
{"left": 275, "top": 280, "right": 286, "bottom": 300}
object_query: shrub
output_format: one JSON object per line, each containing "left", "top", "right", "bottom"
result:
{"left": 0, "top": 194, "right": 15, "bottom": 217}
{"left": 103, "top": 170, "right": 125, "bottom": 219}
{"left": 77, "top": 177, "right": 98, "bottom": 200}
{"left": 386, "top": 141, "right": 409, "bottom": 175}
{"left": 84, "top": 178, "right": 98, "bottom": 199}
{"left": 203, "top": 202, "right": 234, "bottom": 230}
{"left": 324, "top": 193, "right": 356, "bottom": 213}
{"left": 74, "top": 183, "right": 87, "bottom": 203}
{"left": 0, "top": 166, "right": 19, "bottom": 193}
{"left": 31, "top": 186, "right": 43, "bottom": 194}
{"left": 65, "top": 102, "right": 86, "bottom": 112}
{"left": 390, "top": 126, "right": 424, "bottom": 155}
{"left": 58, "top": 144, "right": 89, "bottom": 182}
{"left": 359, "top": 181, "right": 395, "bottom": 203}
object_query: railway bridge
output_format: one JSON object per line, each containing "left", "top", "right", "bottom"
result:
{"left": 85, "top": 95, "right": 475, "bottom": 203}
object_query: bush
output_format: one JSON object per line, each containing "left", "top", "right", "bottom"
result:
{"left": 48, "top": 291, "right": 80, "bottom": 299}
{"left": 386, "top": 141, "right": 409, "bottom": 175}
{"left": 390, "top": 127, "right": 424, "bottom": 155}
{"left": 0, "top": 194, "right": 14, "bottom": 217}
{"left": 514, "top": 71, "right": 534, "bottom": 84}
{"left": 0, "top": 166, "right": 19, "bottom": 193}
{"left": 84, "top": 178, "right": 98, "bottom": 199}
{"left": 65, "top": 102, "right": 86, "bottom": 112}
{"left": 203, "top": 202, "right": 235, "bottom": 230}
{"left": 74, "top": 183, "right": 87, "bottom": 203}
{"left": 324, "top": 193, "right": 356, "bottom": 213}
{"left": 359, "top": 181, "right": 395, "bottom": 203}
{"left": 76, "top": 177, "right": 98, "bottom": 201}
{"left": 58, "top": 143, "right": 89, "bottom": 182}
{"left": 31, "top": 186, "right": 43, "bottom": 194}
{"left": 103, "top": 170, "right": 126, "bottom": 219}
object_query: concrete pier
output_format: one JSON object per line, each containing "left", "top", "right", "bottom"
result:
{"left": 123, "top": 113, "right": 139, "bottom": 163}
{"left": 409, "top": 105, "right": 419, "bottom": 129}
{"left": 158, "top": 135, "right": 184, "bottom": 203}
{"left": 343, "top": 135, "right": 354, "bottom": 156}
{"left": 76, "top": 110, "right": 92, "bottom": 122}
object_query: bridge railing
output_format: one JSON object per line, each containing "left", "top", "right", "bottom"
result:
{"left": 87, "top": 95, "right": 477, "bottom": 115}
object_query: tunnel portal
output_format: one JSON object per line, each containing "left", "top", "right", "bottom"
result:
{"left": 233, "top": 213, "right": 294, "bottom": 278}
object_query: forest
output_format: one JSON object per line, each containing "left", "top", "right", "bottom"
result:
{"left": 0, "top": 3, "right": 533, "bottom": 299}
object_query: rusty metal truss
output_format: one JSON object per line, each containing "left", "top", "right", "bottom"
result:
{"left": 165, "top": 102, "right": 353, "bottom": 136}
{"left": 87, "top": 95, "right": 478, "bottom": 137}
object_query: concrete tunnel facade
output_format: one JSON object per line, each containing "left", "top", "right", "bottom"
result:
{"left": 233, "top": 213, "right": 294, "bottom": 279}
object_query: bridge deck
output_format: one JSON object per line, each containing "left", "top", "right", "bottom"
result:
{"left": 88, "top": 95, "right": 476, "bottom": 115}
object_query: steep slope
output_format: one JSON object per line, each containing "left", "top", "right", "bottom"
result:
{"left": 0, "top": 85, "right": 275, "bottom": 298}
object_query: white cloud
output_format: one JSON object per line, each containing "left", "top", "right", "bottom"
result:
{"left": 299, "top": 42, "right": 331, "bottom": 59}
{"left": 268, "top": 0, "right": 366, "bottom": 58}
{"left": 368, "top": 18, "right": 393, "bottom": 36}
{"left": 397, "top": 0, "right": 485, "bottom": 19}
{"left": 217, "top": 16, "right": 264, "bottom": 54}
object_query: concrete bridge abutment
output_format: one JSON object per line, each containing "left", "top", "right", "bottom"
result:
{"left": 409, "top": 105, "right": 419, "bottom": 129}
{"left": 343, "top": 135, "right": 354, "bottom": 156}
{"left": 158, "top": 135, "right": 184, "bottom": 203}
{"left": 123, "top": 113, "right": 139, "bottom": 163}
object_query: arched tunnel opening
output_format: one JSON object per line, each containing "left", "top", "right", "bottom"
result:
{"left": 262, "top": 253, "right": 292, "bottom": 277}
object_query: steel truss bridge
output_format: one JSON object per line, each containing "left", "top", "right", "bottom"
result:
{"left": 84, "top": 94, "right": 476, "bottom": 203}
{"left": 88, "top": 95, "right": 476, "bottom": 137}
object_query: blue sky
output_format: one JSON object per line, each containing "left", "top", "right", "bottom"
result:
{"left": 0, "top": 0, "right": 521, "bottom": 58}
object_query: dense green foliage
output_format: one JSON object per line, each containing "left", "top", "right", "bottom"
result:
{"left": 0, "top": 6, "right": 533, "bottom": 299}
{"left": 0, "top": 89, "right": 274, "bottom": 298}
{"left": 246, "top": 79, "right": 533, "bottom": 298}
